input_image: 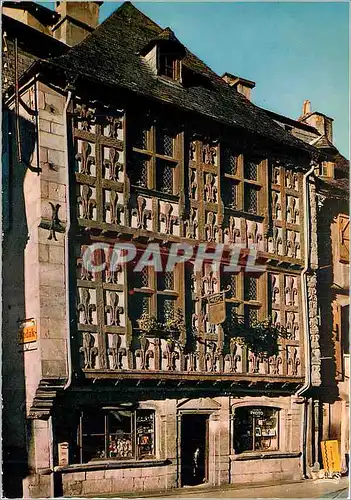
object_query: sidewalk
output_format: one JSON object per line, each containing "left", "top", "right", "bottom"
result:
{"left": 108, "top": 476, "right": 349, "bottom": 499}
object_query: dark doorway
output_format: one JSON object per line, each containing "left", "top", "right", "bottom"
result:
{"left": 181, "top": 414, "right": 208, "bottom": 486}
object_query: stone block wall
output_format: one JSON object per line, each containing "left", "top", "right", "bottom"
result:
{"left": 61, "top": 464, "right": 176, "bottom": 497}
{"left": 230, "top": 456, "right": 301, "bottom": 484}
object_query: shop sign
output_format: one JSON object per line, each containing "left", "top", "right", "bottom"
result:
{"left": 208, "top": 292, "right": 226, "bottom": 324}
{"left": 321, "top": 440, "right": 341, "bottom": 473}
{"left": 18, "top": 318, "right": 37, "bottom": 344}
{"left": 249, "top": 408, "right": 264, "bottom": 417}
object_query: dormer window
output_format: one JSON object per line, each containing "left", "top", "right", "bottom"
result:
{"left": 159, "top": 52, "right": 179, "bottom": 80}
{"left": 141, "top": 27, "right": 185, "bottom": 83}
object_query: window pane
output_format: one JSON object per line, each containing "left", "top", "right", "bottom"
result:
{"left": 160, "top": 54, "right": 175, "bottom": 78}
{"left": 245, "top": 158, "right": 258, "bottom": 181}
{"left": 158, "top": 296, "right": 175, "bottom": 324}
{"left": 82, "top": 409, "right": 105, "bottom": 436}
{"left": 157, "top": 271, "right": 174, "bottom": 291}
{"left": 130, "top": 267, "right": 149, "bottom": 289}
{"left": 234, "top": 407, "right": 279, "bottom": 454}
{"left": 157, "top": 129, "right": 174, "bottom": 157}
{"left": 136, "top": 410, "right": 155, "bottom": 459}
{"left": 108, "top": 410, "right": 134, "bottom": 459}
{"left": 222, "top": 273, "right": 237, "bottom": 299}
{"left": 226, "top": 303, "right": 239, "bottom": 329}
{"left": 133, "top": 126, "right": 148, "bottom": 150}
{"left": 234, "top": 407, "right": 253, "bottom": 454}
{"left": 81, "top": 410, "right": 106, "bottom": 462}
{"left": 130, "top": 153, "right": 148, "bottom": 187}
{"left": 156, "top": 159, "right": 174, "bottom": 194}
{"left": 130, "top": 294, "right": 150, "bottom": 328}
{"left": 82, "top": 434, "right": 106, "bottom": 462}
{"left": 244, "top": 185, "right": 258, "bottom": 214}
{"left": 245, "top": 276, "right": 258, "bottom": 301}
{"left": 245, "top": 305, "right": 258, "bottom": 327}
{"left": 223, "top": 148, "right": 238, "bottom": 175}
{"left": 223, "top": 181, "right": 237, "bottom": 209}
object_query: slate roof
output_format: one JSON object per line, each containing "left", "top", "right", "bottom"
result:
{"left": 2, "top": 14, "right": 68, "bottom": 93}
{"left": 34, "top": 1, "right": 320, "bottom": 158}
{"left": 310, "top": 134, "right": 336, "bottom": 150}
{"left": 263, "top": 108, "right": 320, "bottom": 135}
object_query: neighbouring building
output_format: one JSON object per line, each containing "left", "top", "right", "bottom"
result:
{"left": 266, "top": 101, "right": 350, "bottom": 473}
{"left": 2, "top": 2, "right": 348, "bottom": 498}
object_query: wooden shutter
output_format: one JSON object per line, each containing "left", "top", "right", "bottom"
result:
{"left": 338, "top": 214, "right": 350, "bottom": 264}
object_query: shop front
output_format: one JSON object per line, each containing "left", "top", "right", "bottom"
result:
{"left": 46, "top": 394, "right": 303, "bottom": 496}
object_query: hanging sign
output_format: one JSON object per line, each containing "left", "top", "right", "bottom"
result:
{"left": 18, "top": 318, "right": 37, "bottom": 344}
{"left": 208, "top": 292, "right": 226, "bottom": 325}
{"left": 321, "top": 440, "right": 341, "bottom": 473}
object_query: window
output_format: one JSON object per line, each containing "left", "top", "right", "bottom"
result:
{"left": 244, "top": 157, "right": 261, "bottom": 215}
{"left": 244, "top": 185, "right": 258, "bottom": 214}
{"left": 159, "top": 52, "right": 180, "bottom": 80}
{"left": 234, "top": 407, "right": 279, "bottom": 454}
{"left": 338, "top": 214, "right": 350, "bottom": 264}
{"left": 223, "top": 180, "right": 238, "bottom": 209}
{"left": 245, "top": 276, "right": 258, "bottom": 301}
{"left": 156, "top": 159, "right": 174, "bottom": 194}
{"left": 129, "top": 120, "right": 179, "bottom": 194}
{"left": 220, "top": 149, "right": 262, "bottom": 213}
{"left": 76, "top": 408, "right": 155, "bottom": 463}
{"left": 223, "top": 272, "right": 262, "bottom": 330}
{"left": 320, "top": 161, "right": 334, "bottom": 178}
{"left": 129, "top": 266, "right": 151, "bottom": 328}
{"left": 245, "top": 158, "right": 258, "bottom": 181}
{"left": 128, "top": 266, "right": 178, "bottom": 329}
{"left": 157, "top": 295, "right": 175, "bottom": 324}
{"left": 156, "top": 128, "right": 174, "bottom": 157}
{"left": 223, "top": 148, "right": 238, "bottom": 176}
{"left": 130, "top": 153, "right": 148, "bottom": 188}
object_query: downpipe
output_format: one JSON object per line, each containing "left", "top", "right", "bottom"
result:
{"left": 63, "top": 90, "right": 73, "bottom": 391}
{"left": 296, "top": 162, "right": 317, "bottom": 479}
{"left": 49, "top": 90, "right": 72, "bottom": 498}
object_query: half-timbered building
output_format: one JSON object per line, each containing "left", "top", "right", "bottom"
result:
{"left": 3, "top": 2, "right": 343, "bottom": 497}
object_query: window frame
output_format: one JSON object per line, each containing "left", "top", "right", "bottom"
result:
{"left": 76, "top": 408, "right": 156, "bottom": 464}
{"left": 221, "top": 149, "right": 263, "bottom": 215}
{"left": 233, "top": 406, "right": 280, "bottom": 454}
{"left": 128, "top": 262, "right": 179, "bottom": 330}
{"left": 223, "top": 270, "right": 264, "bottom": 329}
{"left": 130, "top": 120, "right": 180, "bottom": 196}
{"left": 157, "top": 49, "right": 181, "bottom": 81}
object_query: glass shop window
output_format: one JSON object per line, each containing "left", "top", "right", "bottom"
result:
{"left": 78, "top": 409, "right": 155, "bottom": 463}
{"left": 234, "top": 407, "right": 279, "bottom": 454}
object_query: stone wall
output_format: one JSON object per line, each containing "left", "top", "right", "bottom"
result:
{"left": 55, "top": 394, "right": 301, "bottom": 496}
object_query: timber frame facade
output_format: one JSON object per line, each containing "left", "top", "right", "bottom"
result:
{"left": 3, "top": 2, "right": 346, "bottom": 498}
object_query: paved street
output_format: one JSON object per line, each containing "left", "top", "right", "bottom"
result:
{"left": 119, "top": 477, "right": 349, "bottom": 499}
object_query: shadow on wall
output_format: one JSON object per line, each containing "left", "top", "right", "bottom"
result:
{"left": 2, "top": 109, "right": 37, "bottom": 498}
{"left": 317, "top": 199, "right": 344, "bottom": 402}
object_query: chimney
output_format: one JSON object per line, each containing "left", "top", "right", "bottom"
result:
{"left": 302, "top": 100, "right": 311, "bottom": 115}
{"left": 299, "top": 100, "right": 334, "bottom": 143}
{"left": 53, "top": 1, "right": 102, "bottom": 46}
{"left": 222, "top": 72, "right": 256, "bottom": 101}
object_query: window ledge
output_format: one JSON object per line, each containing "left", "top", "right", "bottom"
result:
{"left": 54, "top": 458, "right": 171, "bottom": 474}
{"left": 230, "top": 451, "right": 301, "bottom": 461}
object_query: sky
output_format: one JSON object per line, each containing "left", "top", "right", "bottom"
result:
{"left": 39, "top": 1, "right": 349, "bottom": 157}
